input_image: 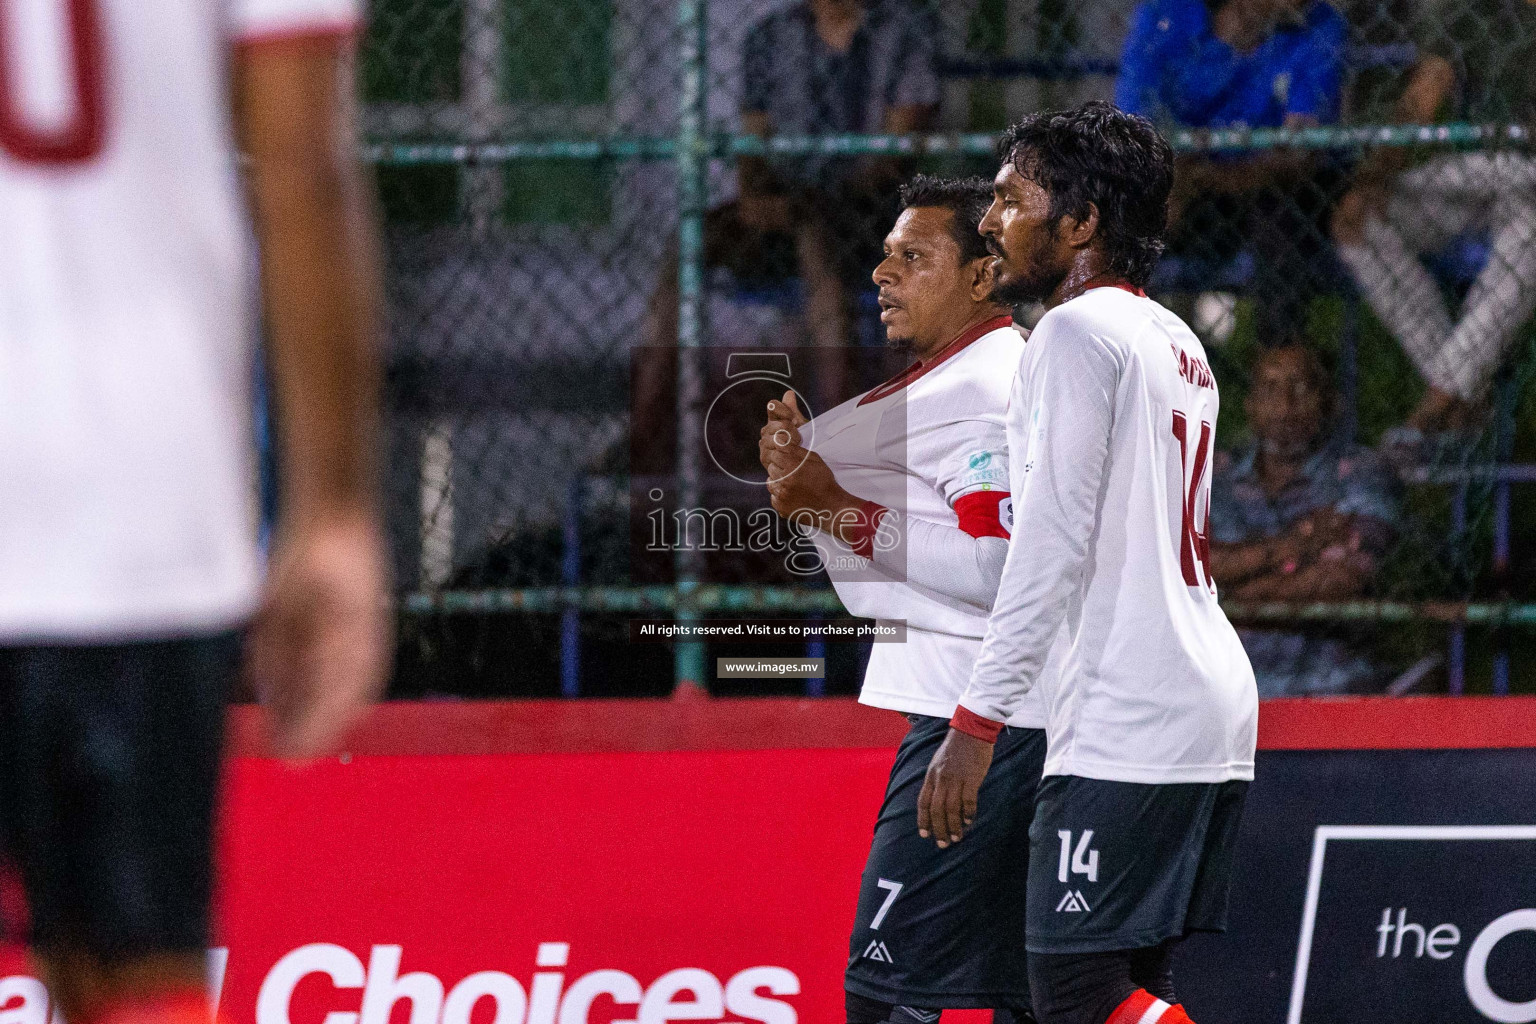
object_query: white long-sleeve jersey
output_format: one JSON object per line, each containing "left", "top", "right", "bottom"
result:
{"left": 959, "top": 286, "right": 1256, "bottom": 783}
{"left": 0, "top": 0, "right": 356, "bottom": 641}
{"left": 806, "top": 316, "right": 1054, "bottom": 727}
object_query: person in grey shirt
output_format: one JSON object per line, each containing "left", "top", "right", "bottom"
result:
{"left": 1208, "top": 347, "right": 1402, "bottom": 697}
{"left": 646, "top": 0, "right": 939, "bottom": 350}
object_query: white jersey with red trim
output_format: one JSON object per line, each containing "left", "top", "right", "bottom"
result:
{"left": 959, "top": 287, "right": 1257, "bottom": 783}
{"left": 0, "top": 0, "right": 357, "bottom": 641}
{"left": 805, "top": 318, "right": 1054, "bottom": 728}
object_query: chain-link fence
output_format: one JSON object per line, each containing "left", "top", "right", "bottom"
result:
{"left": 365, "top": 0, "right": 1536, "bottom": 700}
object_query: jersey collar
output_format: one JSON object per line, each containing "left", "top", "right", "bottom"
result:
{"left": 858, "top": 314, "right": 1014, "bottom": 406}
{"left": 1084, "top": 278, "right": 1147, "bottom": 297}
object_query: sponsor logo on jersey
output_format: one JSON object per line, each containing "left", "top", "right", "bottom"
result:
{"left": 1000, "top": 497, "right": 1014, "bottom": 534}
{"left": 863, "top": 940, "right": 895, "bottom": 963}
{"left": 959, "top": 449, "right": 1006, "bottom": 490}
{"left": 1056, "top": 890, "right": 1092, "bottom": 913}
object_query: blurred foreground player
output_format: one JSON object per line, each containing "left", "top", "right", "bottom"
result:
{"left": 918, "top": 105, "right": 1257, "bottom": 1024}
{"left": 760, "top": 177, "right": 1050, "bottom": 1024}
{"left": 0, "top": 3, "right": 388, "bottom": 1023}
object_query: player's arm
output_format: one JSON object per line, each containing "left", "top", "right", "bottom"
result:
{"left": 918, "top": 324, "right": 1120, "bottom": 848}
{"left": 764, "top": 457, "right": 1008, "bottom": 604}
{"left": 962, "top": 329, "right": 1119, "bottom": 723}
{"left": 235, "top": 33, "right": 391, "bottom": 757}
{"left": 861, "top": 404, "right": 1015, "bottom": 608}
{"left": 867, "top": 513, "right": 1009, "bottom": 608}
{"left": 760, "top": 395, "right": 1011, "bottom": 603}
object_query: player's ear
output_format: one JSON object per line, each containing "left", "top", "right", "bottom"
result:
{"left": 1063, "top": 201, "right": 1100, "bottom": 250}
{"left": 970, "top": 255, "right": 998, "bottom": 302}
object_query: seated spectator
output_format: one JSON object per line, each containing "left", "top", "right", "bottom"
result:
{"left": 643, "top": 0, "right": 938, "bottom": 350}
{"left": 1116, "top": 0, "right": 1348, "bottom": 349}
{"left": 1209, "top": 346, "right": 1402, "bottom": 696}
{"left": 1332, "top": 0, "right": 1536, "bottom": 456}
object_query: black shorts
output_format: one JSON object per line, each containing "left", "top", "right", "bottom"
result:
{"left": 845, "top": 714, "right": 1046, "bottom": 1010}
{"left": 0, "top": 631, "right": 238, "bottom": 960}
{"left": 1026, "top": 774, "right": 1248, "bottom": 955}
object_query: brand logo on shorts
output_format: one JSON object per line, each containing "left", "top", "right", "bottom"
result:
{"left": 862, "top": 940, "right": 895, "bottom": 963}
{"left": 1056, "top": 890, "right": 1092, "bottom": 913}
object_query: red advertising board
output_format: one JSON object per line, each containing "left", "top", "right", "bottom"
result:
{"left": 1, "top": 696, "right": 1533, "bottom": 1024}
{"left": 217, "top": 746, "right": 900, "bottom": 1024}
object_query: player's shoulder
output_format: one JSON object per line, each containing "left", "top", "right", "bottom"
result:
{"left": 808, "top": 389, "right": 866, "bottom": 434}
{"left": 960, "top": 321, "right": 1027, "bottom": 369}
{"left": 934, "top": 323, "right": 1025, "bottom": 398}
{"left": 1029, "top": 288, "right": 1151, "bottom": 366}
{"left": 1046, "top": 285, "right": 1154, "bottom": 332}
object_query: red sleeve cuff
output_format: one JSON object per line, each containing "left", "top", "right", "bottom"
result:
{"left": 950, "top": 705, "right": 1004, "bottom": 743}
{"left": 954, "top": 490, "right": 1012, "bottom": 539}
{"left": 846, "top": 500, "right": 889, "bottom": 559}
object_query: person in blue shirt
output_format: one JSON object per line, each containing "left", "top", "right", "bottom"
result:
{"left": 1117, "top": 0, "right": 1348, "bottom": 349}
{"left": 1117, "top": 0, "right": 1345, "bottom": 128}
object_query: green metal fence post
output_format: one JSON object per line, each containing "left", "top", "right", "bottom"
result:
{"left": 673, "top": 0, "right": 708, "bottom": 692}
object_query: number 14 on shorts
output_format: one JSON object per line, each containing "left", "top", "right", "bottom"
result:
{"left": 1057, "top": 830, "right": 1099, "bottom": 883}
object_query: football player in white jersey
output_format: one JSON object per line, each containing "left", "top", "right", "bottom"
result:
{"left": 917, "top": 105, "right": 1258, "bottom": 1024}
{"left": 760, "top": 177, "right": 1053, "bottom": 1024}
{"left": 0, "top": 3, "right": 386, "bottom": 1023}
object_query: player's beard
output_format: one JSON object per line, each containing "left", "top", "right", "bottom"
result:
{"left": 988, "top": 235, "right": 1067, "bottom": 306}
{"left": 884, "top": 332, "right": 915, "bottom": 355}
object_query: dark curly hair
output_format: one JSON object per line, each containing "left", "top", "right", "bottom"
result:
{"left": 997, "top": 102, "right": 1174, "bottom": 287}
{"left": 897, "top": 174, "right": 995, "bottom": 266}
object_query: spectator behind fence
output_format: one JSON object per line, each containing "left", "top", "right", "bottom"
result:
{"left": 1332, "top": 0, "right": 1536, "bottom": 457}
{"left": 1116, "top": 0, "right": 1347, "bottom": 349}
{"left": 1209, "top": 347, "right": 1402, "bottom": 696}
{"left": 643, "top": 0, "right": 938, "bottom": 350}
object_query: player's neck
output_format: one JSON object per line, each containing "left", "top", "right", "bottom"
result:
{"left": 914, "top": 307, "right": 1011, "bottom": 364}
{"left": 1044, "top": 253, "right": 1116, "bottom": 309}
